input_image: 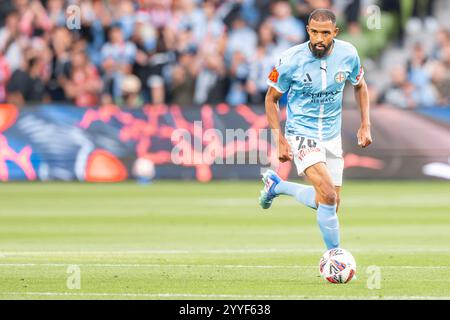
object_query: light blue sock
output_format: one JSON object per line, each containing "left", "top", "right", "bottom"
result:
{"left": 317, "top": 203, "right": 340, "bottom": 249}
{"left": 274, "top": 181, "right": 317, "bottom": 209}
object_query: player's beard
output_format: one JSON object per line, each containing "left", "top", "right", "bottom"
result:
{"left": 310, "top": 42, "right": 333, "bottom": 58}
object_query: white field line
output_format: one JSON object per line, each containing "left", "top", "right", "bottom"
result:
{"left": 1, "top": 263, "right": 310, "bottom": 268}
{"left": 0, "top": 263, "right": 448, "bottom": 269}
{"left": 1, "top": 248, "right": 450, "bottom": 256}
{"left": 0, "top": 292, "right": 449, "bottom": 300}
{"left": 195, "top": 197, "right": 450, "bottom": 207}
{"left": 0, "top": 249, "right": 322, "bottom": 255}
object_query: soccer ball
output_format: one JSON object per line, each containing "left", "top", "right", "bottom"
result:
{"left": 319, "top": 248, "right": 356, "bottom": 284}
{"left": 132, "top": 157, "right": 155, "bottom": 183}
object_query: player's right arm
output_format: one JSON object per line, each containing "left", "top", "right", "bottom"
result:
{"left": 265, "top": 86, "right": 292, "bottom": 163}
{"left": 265, "top": 53, "right": 294, "bottom": 163}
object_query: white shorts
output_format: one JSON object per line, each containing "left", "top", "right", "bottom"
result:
{"left": 286, "top": 134, "right": 344, "bottom": 186}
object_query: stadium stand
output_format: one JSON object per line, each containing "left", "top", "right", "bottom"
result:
{"left": 0, "top": 0, "right": 448, "bottom": 108}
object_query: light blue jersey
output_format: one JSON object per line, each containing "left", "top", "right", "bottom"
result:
{"left": 267, "top": 39, "right": 364, "bottom": 141}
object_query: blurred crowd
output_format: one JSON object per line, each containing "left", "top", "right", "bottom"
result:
{"left": 379, "top": 29, "right": 450, "bottom": 108}
{"left": 0, "top": 0, "right": 372, "bottom": 108}
{"left": 0, "top": 0, "right": 448, "bottom": 109}
{"left": 379, "top": 0, "right": 450, "bottom": 109}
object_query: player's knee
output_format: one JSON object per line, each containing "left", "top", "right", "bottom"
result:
{"left": 321, "top": 189, "right": 337, "bottom": 205}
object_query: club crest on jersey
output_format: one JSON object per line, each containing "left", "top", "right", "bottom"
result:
{"left": 334, "top": 71, "right": 346, "bottom": 84}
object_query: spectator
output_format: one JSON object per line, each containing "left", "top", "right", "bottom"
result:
{"left": 434, "top": 44, "right": 450, "bottom": 106}
{"left": 199, "top": 0, "right": 226, "bottom": 54}
{"left": 144, "top": 27, "right": 173, "bottom": 105}
{"left": 196, "top": 0, "right": 227, "bottom": 81}
{"left": 0, "top": 10, "right": 24, "bottom": 73}
{"left": 101, "top": 24, "right": 137, "bottom": 101}
{"left": 407, "top": 43, "right": 431, "bottom": 87}
{"left": 344, "top": 0, "right": 361, "bottom": 35}
{"left": 81, "top": 0, "right": 111, "bottom": 68}
{"left": 0, "top": 1, "right": 15, "bottom": 27}
{"left": 6, "top": 54, "right": 46, "bottom": 106}
{"left": 226, "top": 15, "right": 257, "bottom": 62}
{"left": 133, "top": 14, "right": 158, "bottom": 53}
{"left": 0, "top": 0, "right": 443, "bottom": 109}
{"left": 406, "top": 43, "right": 438, "bottom": 107}
{"left": 257, "top": 20, "right": 280, "bottom": 56}
{"left": 0, "top": 54, "right": 11, "bottom": 102}
{"left": 46, "top": 0, "right": 66, "bottom": 28}
{"left": 239, "top": 0, "right": 261, "bottom": 29}
{"left": 366, "top": 81, "right": 381, "bottom": 106}
{"left": 62, "top": 49, "right": 102, "bottom": 107}
{"left": 226, "top": 50, "right": 250, "bottom": 106}
{"left": 194, "top": 53, "right": 229, "bottom": 105}
{"left": 177, "top": 0, "right": 208, "bottom": 45}
{"left": 169, "top": 63, "right": 195, "bottom": 105}
{"left": 268, "top": 1, "right": 305, "bottom": 51}
{"left": 246, "top": 22, "right": 281, "bottom": 104}
{"left": 430, "top": 61, "right": 450, "bottom": 106}
{"left": 382, "top": 65, "right": 436, "bottom": 109}
{"left": 381, "top": 65, "right": 417, "bottom": 109}
{"left": 442, "top": 43, "right": 450, "bottom": 68}
{"left": 119, "top": 74, "right": 144, "bottom": 108}
{"left": 17, "top": 0, "right": 52, "bottom": 37}
{"left": 139, "top": 0, "right": 173, "bottom": 29}
{"left": 247, "top": 45, "right": 273, "bottom": 104}
{"left": 116, "top": 0, "right": 137, "bottom": 41}
{"left": 294, "top": 0, "right": 332, "bottom": 35}
{"left": 433, "top": 28, "right": 450, "bottom": 61}
{"left": 147, "top": 74, "right": 166, "bottom": 105}
{"left": 130, "top": 18, "right": 156, "bottom": 103}
{"left": 47, "top": 27, "right": 71, "bottom": 102}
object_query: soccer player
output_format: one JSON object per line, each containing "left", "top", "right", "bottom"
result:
{"left": 259, "top": 9, "right": 372, "bottom": 250}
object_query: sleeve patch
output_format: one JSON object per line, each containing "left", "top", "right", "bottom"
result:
{"left": 356, "top": 66, "right": 363, "bottom": 82}
{"left": 268, "top": 67, "right": 279, "bottom": 83}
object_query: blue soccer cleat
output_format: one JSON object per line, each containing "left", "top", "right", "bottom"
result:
{"left": 259, "top": 169, "right": 282, "bottom": 209}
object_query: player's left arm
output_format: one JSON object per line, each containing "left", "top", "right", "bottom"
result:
{"left": 353, "top": 78, "right": 372, "bottom": 148}
{"left": 349, "top": 48, "right": 372, "bottom": 148}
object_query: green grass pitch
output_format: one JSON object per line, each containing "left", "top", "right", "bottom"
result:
{"left": 0, "top": 181, "right": 449, "bottom": 300}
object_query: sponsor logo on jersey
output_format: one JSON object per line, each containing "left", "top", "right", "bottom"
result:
{"left": 303, "top": 90, "right": 341, "bottom": 104}
{"left": 305, "top": 90, "right": 341, "bottom": 99}
{"left": 303, "top": 73, "right": 312, "bottom": 82}
{"left": 302, "top": 73, "right": 313, "bottom": 87}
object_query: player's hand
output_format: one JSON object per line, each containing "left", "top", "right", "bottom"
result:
{"left": 277, "top": 136, "right": 293, "bottom": 162}
{"left": 357, "top": 125, "right": 372, "bottom": 148}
